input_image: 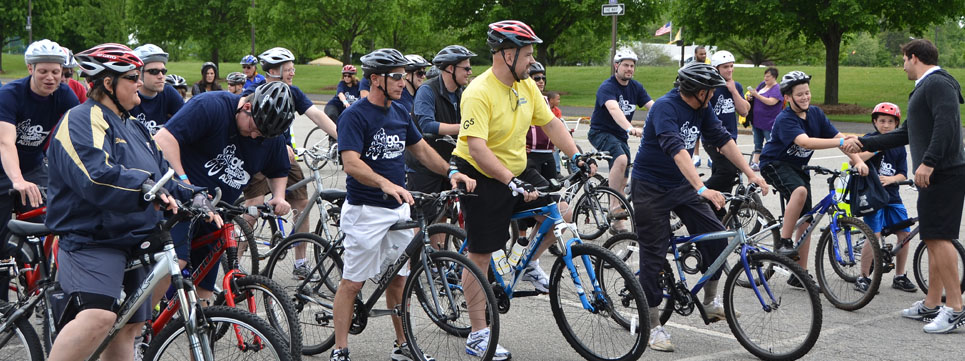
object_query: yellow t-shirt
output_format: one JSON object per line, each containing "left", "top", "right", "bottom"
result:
{"left": 452, "top": 69, "right": 554, "bottom": 177}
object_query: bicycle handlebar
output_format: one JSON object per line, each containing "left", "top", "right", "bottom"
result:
{"left": 144, "top": 168, "right": 177, "bottom": 202}
{"left": 894, "top": 179, "right": 915, "bottom": 186}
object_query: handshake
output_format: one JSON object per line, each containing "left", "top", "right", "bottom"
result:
{"left": 839, "top": 135, "right": 863, "bottom": 154}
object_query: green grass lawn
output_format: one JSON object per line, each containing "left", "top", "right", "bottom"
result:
{"left": 4, "top": 53, "right": 963, "bottom": 123}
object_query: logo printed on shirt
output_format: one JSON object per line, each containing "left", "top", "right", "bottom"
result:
{"left": 786, "top": 144, "right": 814, "bottom": 158}
{"left": 679, "top": 121, "right": 700, "bottom": 150}
{"left": 15, "top": 119, "right": 50, "bottom": 147}
{"left": 365, "top": 128, "right": 405, "bottom": 161}
{"left": 713, "top": 94, "right": 735, "bottom": 116}
{"left": 879, "top": 160, "right": 896, "bottom": 177}
{"left": 618, "top": 95, "right": 636, "bottom": 117}
{"left": 136, "top": 113, "right": 162, "bottom": 135}
{"left": 203, "top": 144, "right": 251, "bottom": 189}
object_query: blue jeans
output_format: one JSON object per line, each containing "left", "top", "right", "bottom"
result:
{"left": 752, "top": 127, "right": 771, "bottom": 154}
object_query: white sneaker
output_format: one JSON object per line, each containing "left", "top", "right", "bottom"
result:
{"left": 704, "top": 297, "right": 726, "bottom": 322}
{"left": 521, "top": 261, "right": 550, "bottom": 293}
{"left": 465, "top": 328, "right": 511, "bottom": 360}
{"left": 923, "top": 306, "right": 965, "bottom": 334}
{"left": 648, "top": 326, "right": 674, "bottom": 352}
{"left": 901, "top": 300, "right": 941, "bottom": 321}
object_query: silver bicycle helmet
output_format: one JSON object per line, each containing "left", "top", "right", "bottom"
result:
{"left": 360, "top": 48, "right": 411, "bottom": 78}
{"left": 133, "top": 44, "right": 169, "bottom": 64}
{"left": 226, "top": 72, "right": 247, "bottom": 85}
{"left": 529, "top": 61, "right": 545, "bottom": 75}
{"left": 258, "top": 47, "right": 295, "bottom": 72}
{"left": 780, "top": 70, "right": 811, "bottom": 95}
{"left": 25, "top": 39, "right": 68, "bottom": 65}
{"left": 165, "top": 74, "right": 187, "bottom": 88}
{"left": 250, "top": 82, "right": 296, "bottom": 138}
{"left": 404, "top": 54, "right": 431, "bottom": 72}
{"left": 613, "top": 48, "right": 638, "bottom": 64}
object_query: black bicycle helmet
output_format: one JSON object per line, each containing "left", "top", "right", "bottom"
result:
{"left": 249, "top": 82, "right": 295, "bottom": 138}
{"left": 360, "top": 48, "right": 411, "bottom": 78}
{"left": 675, "top": 63, "right": 726, "bottom": 94}
{"left": 404, "top": 54, "right": 431, "bottom": 72}
{"left": 487, "top": 20, "right": 542, "bottom": 51}
{"left": 425, "top": 65, "right": 440, "bottom": 80}
{"left": 780, "top": 70, "right": 811, "bottom": 95}
{"left": 529, "top": 61, "right": 545, "bottom": 75}
{"left": 432, "top": 45, "right": 477, "bottom": 67}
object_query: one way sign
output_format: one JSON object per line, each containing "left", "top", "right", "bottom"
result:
{"left": 602, "top": 4, "right": 625, "bottom": 16}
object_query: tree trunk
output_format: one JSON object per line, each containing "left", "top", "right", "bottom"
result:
{"left": 210, "top": 47, "right": 221, "bottom": 69}
{"left": 821, "top": 30, "right": 843, "bottom": 105}
{"left": 340, "top": 40, "right": 353, "bottom": 65}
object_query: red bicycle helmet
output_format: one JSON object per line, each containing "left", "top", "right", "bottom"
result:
{"left": 342, "top": 65, "right": 357, "bottom": 75}
{"left": 487, "top": 20, "right": 542, "bottom": 50}
{"left": 871, "top": 102, "right": 901, "bottom": 122}
{"left": 74, "top": 43, "right": 144, "bottom": 78}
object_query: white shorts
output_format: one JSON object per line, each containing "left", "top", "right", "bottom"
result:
{"left": 340, "top": 203, "right": 414, "bottom": 282}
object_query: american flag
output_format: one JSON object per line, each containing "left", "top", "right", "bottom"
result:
{"left": 655, "top": 22, "right": 672, "bottom": 36}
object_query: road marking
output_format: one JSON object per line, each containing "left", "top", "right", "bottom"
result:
{"left": 665, "top": 321, "right": 735, "bottom": 339}
{"left": 811, "top": 155, "right": 848, "bottom": 160}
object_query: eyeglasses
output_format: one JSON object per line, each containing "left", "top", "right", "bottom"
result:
{"left": 510, "top": 87, "right": 520, "bottom": 112}
{"left": 384, "top": 72, "right": 407, "bottom": 81}
{"left": 282, "top": 67, "right": 296, "bottom": 74}
{"left": 415, "top": 71, "right": 427, "bottom": 77}
{"left": 242, "top": 65, "right": 254, "bottom": 69}
{"left": 532, "top": 76, "right": 546, "bottom": 82}
{"left": 145, "top": 68, "right": 168, "bottom": 76}
{"left": 120, "top": 73, "right": 140, "bottom": 82}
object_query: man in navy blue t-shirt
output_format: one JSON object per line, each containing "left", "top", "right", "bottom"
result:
{"left": 631, "top": 64, "right": 768, "bottom": 351}
{"left": 131, "top": 44, "right": 184, "bottom": 135}
{"left": 328, "top": 48, "right": 475, "bottom": 361}
{"left": 153, "top": 82, "right": 296, "bottom": 306}
{"left": 704, "top": 50, "right": 749, "bottom": 198}
{"left": 588, "top": 49, "right": 654, "bottom": 210}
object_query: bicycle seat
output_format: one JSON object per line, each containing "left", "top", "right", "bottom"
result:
{"left": 320, "top": 189, "right": 347, "bottom": 202}
{"left": 6, "top": 220, "right": 50, "bottom": 237}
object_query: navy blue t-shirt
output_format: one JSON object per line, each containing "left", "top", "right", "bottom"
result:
{"left": 864, "top": 131, "right": 908, "bottom": 204}
{"left": 284, "top": 85, "right": 314, "bottom": 146}
{"left": 0, "top": 76, "right": 80, "bottom": 176}
{"left": 338, "top": 98, "right": 422, "bottom": 208}
{"left": 163, "top": 92, "right": 289, "bottom": 202}
{"left": 632, "top": 89, "right": 732, "bottom": 188}
{"left": 397, "top": 88, "right": 415, "bottom": 115}
{"left": 759, "top": 107, "right": 839, "bottom": 168}
{"left": 360, "top": 77, "right": 371, "bottom": 93}
{"left": 325, "top": 81, "right": 360, "bottom": 112}
{"left": 131, "top": 84, "right": 185, "bottom": 135}
{"left": 589, "top": 76, "right": 651, "bottom": 141}
{"left": 708, "top": 82, "right": 742, "bottom": 141}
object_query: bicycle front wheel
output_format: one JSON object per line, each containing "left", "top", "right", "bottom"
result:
{"left": 215, "top": 274, "right": 302, "bottom": 358}
{"left": 226, "top": 216, "right": 260, "bottom": 276}
{"left": 814, "top": 217, "right": 881, "bottom": 310}
{"left": 0, "top": 301, "right": 44, "bottom": 361}
{"left": 144, "top": 305, "right": 293, "bottom": 361}
{"left": 724, "top": 252, "right": 822, "bottom": 360}
{"left": 402, "top": 250, "right": 499, "bottom": 361}
{"left": 262, "top": 232, "right": 342, "bottom": 355}
{"left": 573, "top": 187, "right": 634, "bottom": 241}
{"left": 913, "top": 238, "right": 965, "bottom": 299}
{"left": 550, "top": 243, "right": 648, "bottom": 361}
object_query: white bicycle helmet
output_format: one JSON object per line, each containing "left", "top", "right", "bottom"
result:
{"left": 25, "top": 39, "right": 68, "bottom": 65}
{"left": 613, "top": 48, "right": 638, "bottom": 64}
{"left": 780, "top": 70, "right": 812, "bottom": 95}
{"left": 74, "top": 43, "right": 144, "bottom": 78}
{"left": 226, "top": 72, "right": 247, "bottom": 85}
{"left": 133, "top": 44, "right": 169, "bottom": 64}
{"left": 165, "top": 74, "right": 187, "bottom": 88}
{"left": 62, "top": 48, "right": 78, "bottom": 68}
{"left": 404, "top": 54, "right": 431, "bottom": 72}
{"left": 258, "top": 47, "right": 295, "bottom": 71}
{"left": 711, "top": 50, "right": 736, "bottom": 68}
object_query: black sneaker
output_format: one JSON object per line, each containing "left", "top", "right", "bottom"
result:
{"left": 776, "top": 238, "right": 799, "bottom": 260}
{"left": 892, "top": 275, "right": 918, "bottom": 293}
{"left": 854, "top": 276, "right": 871, "bottom": 293}
{"left": 331, "top": 347, "right": 350, "bottom": 361}
{"left": 787, "top": 273, "right": 815, "bottom": 289}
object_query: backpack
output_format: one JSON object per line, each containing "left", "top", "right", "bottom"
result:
{"left": 845, "top": 166, "right": 889, "bottom": 216}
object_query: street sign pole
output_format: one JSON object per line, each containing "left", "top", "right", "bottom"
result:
{"left": 602, "top": 2, "right": 625, "bottom": 76}
{"left": 610, "top": 15, "right": 617, "bottom": 75}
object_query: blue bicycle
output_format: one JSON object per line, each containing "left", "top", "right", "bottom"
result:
{"left": 449, "top": 188, "right": 649, "bottom": 361}
{"left": 604, "top": 184, "right": 823, "bottom": 360}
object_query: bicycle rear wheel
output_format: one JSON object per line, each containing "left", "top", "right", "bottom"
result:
{"left": 144, "top": 305, "right": 292, "bottom": 361}
{"left": 573, "top": 187, "right": 634, "bottom": 241}
{"left": 262, "top": 232, "right": 342, "bottom": 355}
{"left": 600, "top": 232, "right": 675, "bottom": 326}
{"left": 550, "top": 243, "right": 648, "bottom": 361}
{"left": 0, "top": 301, "right": 44, "bottom": 361}
{"left": 225, "top": 216, "right": 259, "bottom": 276}
{"left": 814, "top": 217, "right": 881, "bottom": 310}
{"left": 913, "top": 238, "right": 965, "bottom": 299}
{"left": 402, "top": 250, "right": 499, "bottom": 361}
{"left": 724, "top": 252, "right": 822, "bottom": 360}
{"left": 215, "top": 274, "right": 302, "bottom": 358}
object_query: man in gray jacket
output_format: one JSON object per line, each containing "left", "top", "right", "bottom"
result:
{"left": 844, "top": 38, "right": 965, "bottom": 333}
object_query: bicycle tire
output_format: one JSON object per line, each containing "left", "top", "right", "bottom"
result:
{"left": 724, "top": 251, "right": 822, "bottom": 361}
{"left": 144, "top": 305, "right": 292, "bottom": 361}
{"left": 814, "top": 217, "right": 881, "bottom": 311}
{"left": 912, "top": 238, "right": 965, "bottom": 300}
{"left": 573, "top": 187, "right": 634, "bottom": 241}
{"left": 225, "top": 216, "right": 259, "bottom": 276}
{"left": 262, "top": 232, "right": 343, "bottom": 355}
{"left": 426, "top": 223, "right": 466, "bottom": 254}
{"left": 722, "top": 201, "right": 780, "bottom": 288}
{"left": 302, "top": 126, "right": 328, "bottom": 153}
{"left": 550, "top": 243, "right": 648, "bottom": 361}
{"left": 0, "top": 301, "right": 44, "bottom": 361}
{"left": 402, "top": 250, "right": 499, "bottom": 361}
{"left": 214, "top": 274, "right": 303, "bottom": 359}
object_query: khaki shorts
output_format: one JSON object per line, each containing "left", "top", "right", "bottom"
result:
{"left": 242, "top": 162, "right": 308, "bottom": 200}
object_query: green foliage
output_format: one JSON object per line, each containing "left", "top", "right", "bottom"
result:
{"left": 0, "top": 0, "right": 67, "bottom": 72}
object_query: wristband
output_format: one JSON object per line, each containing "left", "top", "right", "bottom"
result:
{"left": 626, "top": 127, "right": 632, "bottom": 135}
{"left": 839, "top": 138, "right": 844, "bottom": 147}
{"left": 571, "top": 152, "right": 582, "bottom": 163}
{"left": 179, "top": 174, "right": 188, "bottom": 181}
{"left": 448, "top": 169, "right": 459, "bottom": 179}
{"left": 697, "top": 186, "right": 708, "bottom": 195}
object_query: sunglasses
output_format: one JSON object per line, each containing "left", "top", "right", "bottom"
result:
{"left": 416, "top": 70, "right": 427, "bottom": 77}
{"left": 460, "top": 66, "right": 472, "bottom": 72}
{"left": 383, "top": 72, "right": 407, "bottom": 81}
{"left": 242, "top": 65, "right": 254, "bottom": 69}
{"left": 145, "top": 68, "right": 168, "bottom": 76}
{"left": 342, "top": 73, "right": 354, "bottom": 77}
{"left": 120, "top": 73, "right": 140, "bottom": 82}
{"left": 532, "top": 76, "right": 546, "bottom": 82}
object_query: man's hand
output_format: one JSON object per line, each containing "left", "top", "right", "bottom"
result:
{"left": 748, "top": 175, "right": 770, "bottom": 196}
{"left": 841, "top": 136, "right": 863, "bottom": 154}
{"left": 191, "top": 192, "right": 224, "bottom": 228}
{"left": 508, "top": 177, "right": 538, "bottom": 202}
{"left": 449, "top": 172, "right": 476, "bottom": 192}
{"left": 287, "top": 145, "right": 296, "bottom": 163}
{"left": 914, "top": 164, "right": 934, "bottom": 188}
{"left": 725, "top": 79, "right": 738, "bottom": 93}
{"left": 382, "top": 183, "right": 414, "bottom": 205}
{"left": 12, "top": 179, "right": 42, "bottom": 208}
{"left": 853, "top": 161, "right": 869, "bottom": 176}
{"left": 627, "top": 127, "right": 642, "bottom": 137}
{"left": 574, "top": 154, "right": 599, "bottom": 176}
{"left": 700, "top": 188, "right": 726, "bottom": 210}
{"left": 268, "top": 197, "right": 292, "bottom": 215}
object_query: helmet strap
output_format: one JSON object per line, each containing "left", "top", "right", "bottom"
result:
{"left": 500, "top": 49, "right": 522, "bottom": 83}
{"left": 379, "top": 75, "right": 391, "bottom": 109}
{"left": 103, "top": 75, "right": 132, "bottom": 119}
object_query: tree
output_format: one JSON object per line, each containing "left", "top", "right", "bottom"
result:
{"left": 264, "top": 0, "right": 396, "bottom": 65}
{"left": 0, "top": 0, "right": 66, "bottom": 73}
{"left": 714, "top": 31, "right": 816, "bottom": 67}
{"left": 674, "top": 0, "right": 965, "bottom": 105}
{"left": 59, "top": 0, "right": 130, "bottom": 53}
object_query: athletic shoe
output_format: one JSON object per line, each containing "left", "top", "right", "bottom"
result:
{"left": 786, "top": 273, "right": 815, "bottom": 289}
{"left": 392, "top": 341, "right": 435, "bottom": 361}
{"left": 923, "top": 306, "right": 965, "bottom": 334}
{"left": 901, "top": 300, "right": 941, "bottom": 321}
{"left": 892, "top": 275, "right": 918, "bottom": 293}
{"left": 293, "top": 264, "right": 321, "bottom": 281}
{"left": 648, "top": 326, "right": 674, "bottom": 352}
{"left": 466, "top": 328, "right": 511, "bottom": 360}
{"left": 854, "top": 276, "right": 871, "bottom": 293}
{"left": 775, "top": 238, "right": 799, "bottom": 260}
{"left": 330, "top": 347, "right": 350, "bottom": 361}
{"left": 750, "top": 162, "right": 760, "bottom": 172}
{"left": 522, "top": 262, "right": 550, "bottom": 293}
{"left": 693, "top": 157, "right": 702, "bottom": 168}
{"left": 704, "top": 297, "right": 725, "bottom": 321}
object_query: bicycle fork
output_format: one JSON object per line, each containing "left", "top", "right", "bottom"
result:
{"left": 739, "top": 246, "right": 778, "bottom": 312}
